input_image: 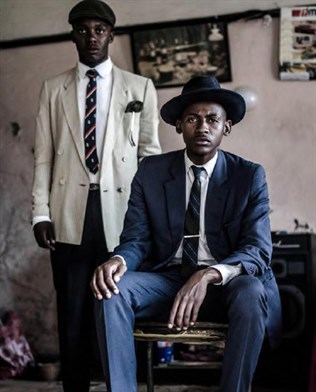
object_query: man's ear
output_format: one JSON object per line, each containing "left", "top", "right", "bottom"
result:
{"left": 70, "top": 30, "right": 75, "bottom": 43}
{"left": 223, "top": 120, "right": 232, "bottom": 136}
{"left": 109, "top": 30, "right": 114, "bottom": 44}
{"left": 175, "top": 120, "right": 182, "bottom": 134}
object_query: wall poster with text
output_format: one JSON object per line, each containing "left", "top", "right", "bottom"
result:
{"left": 279, "top": 6, "right": 316, "bottom": 80}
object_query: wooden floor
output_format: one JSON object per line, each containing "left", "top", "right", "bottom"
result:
{"left": 0, "top": 380, "right": 299, "bottom": 392}
{"left": 0, "top": 380, "right": 212, "bottom": 392}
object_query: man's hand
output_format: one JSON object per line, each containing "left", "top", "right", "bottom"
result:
{"left": 33, "top": 221, "right": 56, "bottom": 250}
{"left": 91, "top": 257, "right": 127, "bottom": 300}
{"left": 168, "top": 267, "right": 222, "bottom": 331}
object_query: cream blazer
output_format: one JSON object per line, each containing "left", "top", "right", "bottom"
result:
{"left": 32, "top": 65, "right": 161, "bottom": 250}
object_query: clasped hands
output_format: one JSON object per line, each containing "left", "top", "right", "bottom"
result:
{"left": 90, "top": 258, "right": 222, "bottom": 331}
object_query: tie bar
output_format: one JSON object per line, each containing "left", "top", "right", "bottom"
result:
{"left": 184, "top": 234, "right": 200, "bottom": 238}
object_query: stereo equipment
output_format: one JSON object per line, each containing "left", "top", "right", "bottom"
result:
{"left": 255, "top": 232, "right": 316, "bottom": 391}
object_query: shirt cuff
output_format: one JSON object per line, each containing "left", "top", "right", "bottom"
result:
{"left": 211, "top": 263, "right": 243, "bottom": 286}
{"left": 32, "top": 216, "right": 51, "bottom": 228}
{"left": 112, "top": 255, "right": 127, "bottom": 267}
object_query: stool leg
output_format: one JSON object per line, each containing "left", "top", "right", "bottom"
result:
{"left": 146, "top": 341, "right": 154, "bottom": 392}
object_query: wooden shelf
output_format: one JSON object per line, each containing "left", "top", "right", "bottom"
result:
{"left": 154, "top": 359, "right": 222, "bottom": 370}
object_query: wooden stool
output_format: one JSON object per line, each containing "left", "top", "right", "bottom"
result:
{"left": 134, "top": 321, "right": 228, "bottom": 392}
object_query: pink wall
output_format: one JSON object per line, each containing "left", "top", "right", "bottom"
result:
{"left": 0, "top": 17, "right": 315, "bottom": 354}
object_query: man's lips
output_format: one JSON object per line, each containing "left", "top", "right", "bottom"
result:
{"left": 194, "top": 137, "right": 211, "bottom": 145}
{"left": 87, "top": 46, "right": 99, "bottom": 53}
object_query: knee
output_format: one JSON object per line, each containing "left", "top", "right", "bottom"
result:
{"left": 227, "top": 276, "right": 267, "bottom": 319}
{"left": 102, "top": 271, "right": 137, "bottom": 311}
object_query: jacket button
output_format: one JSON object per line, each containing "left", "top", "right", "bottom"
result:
{"left": 57, "top": 149, "right": 63, "bottom": 155}
{"left": 122, "top": 157, "right": 127, "bottom": 162}
{"left": 117, "top": 187, "right": 124, "bottom": 193}
{"left": 59, "top": 179, "right": 65, "bottom": 185}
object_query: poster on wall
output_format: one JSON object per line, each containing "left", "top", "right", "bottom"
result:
{"left": 279, "top": 6, "right": 316, "bottom": 80}
{"left": 131, "top": 20, "right": 231, "bottom": 88}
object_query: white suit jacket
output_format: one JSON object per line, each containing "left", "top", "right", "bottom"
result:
{"left": 32, "top": 65, "right": 161, "bottom": 250}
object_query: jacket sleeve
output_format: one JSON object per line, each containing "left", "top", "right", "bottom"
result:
{"left": 221, "top": 165, "right": 272, "bottom": 278}
{"left": 112, "top": 159, "right": 152, "bottom": 270}
{"left": 31, "top": 81, "right": 54, "bottom": 220}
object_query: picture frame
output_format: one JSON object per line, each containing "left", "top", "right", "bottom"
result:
{"left": 279, "top": 6, "right": 316, "bottom": 81}
{"left": 131, "top": 19, "right": 232, "bottom": 88}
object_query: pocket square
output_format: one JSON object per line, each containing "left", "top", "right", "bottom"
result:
{"left": 125, "top": 101, "right": 143, "bottom": 113}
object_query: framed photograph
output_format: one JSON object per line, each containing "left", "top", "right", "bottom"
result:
{"left": 131, "top": 20, "right": 232, "bottom": 88}
{"left": 279, "top": 6, "right": 316, "bottom": 80}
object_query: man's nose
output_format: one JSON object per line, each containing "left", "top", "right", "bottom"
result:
{"left": 196, "top": 119, "right": 209, "bottom": 133}
{"left": 87, "top": 31, "right": 97, "bottom": 42}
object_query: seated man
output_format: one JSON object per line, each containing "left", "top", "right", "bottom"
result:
{"left": 91, "top": 76, "right": 282, "bottom": 392}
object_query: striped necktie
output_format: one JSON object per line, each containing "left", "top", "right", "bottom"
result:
{"left": 84, "top": 69, "right": 99, "bottom": 174}
{"left": 181, "top": 166, "right": 204, "bottom": 278}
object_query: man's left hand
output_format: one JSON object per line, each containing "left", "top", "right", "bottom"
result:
{"left": 168, "top": 267, "right": 222, "bottom": 330}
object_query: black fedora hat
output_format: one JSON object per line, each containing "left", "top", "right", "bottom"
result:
{"left": 68, "top": 0, "right": 116, "bottom": 27}
{"left": 160, "top": 76, "right": 246, "bottom": 126}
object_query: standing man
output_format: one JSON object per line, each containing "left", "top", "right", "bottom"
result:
{"left": 91, "top": 76, "right": 282, "bottom": 392}
{"left": 31, "top": 1, "right": 161, "bottom": 391}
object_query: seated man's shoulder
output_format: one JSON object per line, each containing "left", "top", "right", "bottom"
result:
{"left": 142, "top": 150, "right": 182, "bottom": 166}
{"left": 223, "top": 150, "right": 262, "bottom": 171}
{"left": 222, "top": 151, "right": 267, "bottom": 186}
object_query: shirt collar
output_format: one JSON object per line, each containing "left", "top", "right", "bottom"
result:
{"left": 184, "top": 150, "right": 218, "bottom": 178}
{"left": 77, "top": 57, "right": 113, "bottom": 80}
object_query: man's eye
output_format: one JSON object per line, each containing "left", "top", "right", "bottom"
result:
{"left": 95, "top": 29, "right": 105, "bottom": 34}
{"left": 187, "top": 116, "right": 197, "bottom": 123}
{"left": 77, "top": 29, "right": 86, "bottom": 34}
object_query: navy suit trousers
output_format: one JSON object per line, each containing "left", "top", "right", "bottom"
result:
{"left": 95, "top": 269, "right": 268, "bottom": 392}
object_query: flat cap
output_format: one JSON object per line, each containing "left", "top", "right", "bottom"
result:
{"left": 68, "top": 0, "right": 116, "bottom": 27}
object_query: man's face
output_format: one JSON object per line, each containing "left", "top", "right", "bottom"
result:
{"left": 71, "top": 18, "right": 114, "bottom": 67}
{"left": 176, "top": 101, "right": 232, "bottom": 165}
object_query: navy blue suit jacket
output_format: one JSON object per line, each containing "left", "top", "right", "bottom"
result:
{"left": 114, "top": 149, "right": 282, "bottom": 346}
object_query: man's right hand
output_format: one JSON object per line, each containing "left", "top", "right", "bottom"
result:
{"left": 91, "top": 257, "right": 127, "bottom": 300}
{"left": 33, "top": 221, "right": 56, "bottom": 250}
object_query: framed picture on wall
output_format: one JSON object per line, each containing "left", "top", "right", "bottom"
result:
{"left": 279, "top": 6, "right": 316, "bottom": 80}
{"left": 131, "top": 20, "right": 232, "bottom": 88}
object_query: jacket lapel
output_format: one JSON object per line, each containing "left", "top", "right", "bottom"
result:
{"left": 100, "top": 66, "right": 128, "bottom": 172}
{"left": 164, "top": 151, "right": 186, "bottom": 249}
{"left": 61, "top": 69, "right": 87, "bottom": 171}
{"left": 205, "top": 150, "right": 229, "bottom": 256}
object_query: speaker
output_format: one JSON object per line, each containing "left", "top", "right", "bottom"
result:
{"left": 271, "top": 233, "right": 315, "bottom": 340}
{"left": 255, "top": 233, "right": 316, "bottom": 391}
